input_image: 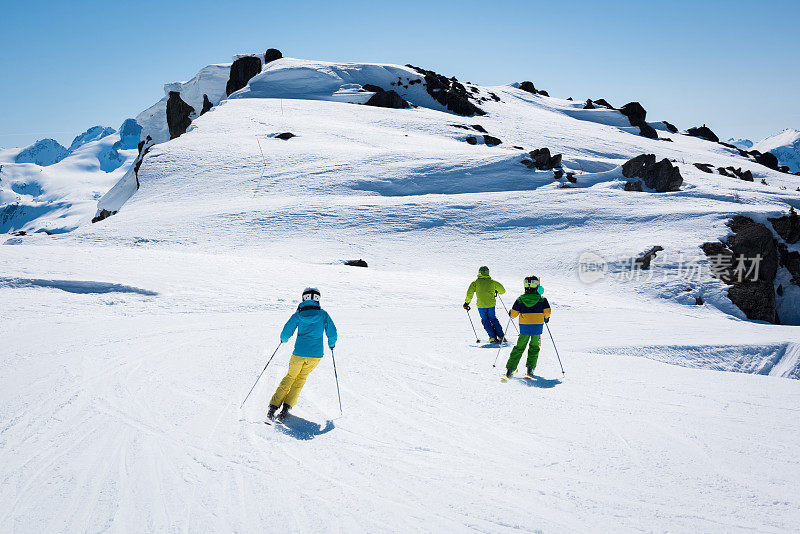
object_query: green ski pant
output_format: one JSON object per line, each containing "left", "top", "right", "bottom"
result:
{"left": 506, "top": 334, "right": 541, "bottom": 370}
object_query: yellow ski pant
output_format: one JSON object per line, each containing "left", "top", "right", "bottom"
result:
{"left": 270, "top": 355, "right": 321, "bottom": 408}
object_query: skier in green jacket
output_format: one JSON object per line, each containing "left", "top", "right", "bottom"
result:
{"left": 463, "top": 266, "right": 506, "bottom": 343}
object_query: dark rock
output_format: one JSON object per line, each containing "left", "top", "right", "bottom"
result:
{"left": 779, "top": 165, "right": 790, "bottom": 173}
{"left": 565, "top": 172, "right": 576, "bottom": 183}
{"left": 619, "top": 102, "right": 647, "bottom": 126}
{"left": 622, "top": 154, "right": 682, "bottom": 192}
{"left": 166, "top": 91, "right": 194, "bottom": 140}
{"left": 11, "top": 230, "right": 26, "bottom": 236}
{"left": 660, "top": 138, "right": 674, "bottom": 142}
{"left": 687, "top": 125, "right": 719, "bottom": 143}
{"left": 365, "top": 90, "right": 410, "bottom": 109}
{"left": 769, "top": 206, "right": 800, "bottom": 244}
{"left": 567, "top": 97, "right": 573, "bottom": 101}
{"left": 777, "top": 284, "right": 784, "bottom": 296}
{"left": 619, "top": 101, "right": 657, "bottom": 139}
{"left": 662, "top": 121, "right": 678, "bottom": 133}
{"left": 483, "top": 135, "right": 502, "bottom": 146}
{"left": 362, "top": 84, "right": 384, "bottom": 93}
{"left": 635, "top": 245, "right": 664, "bottom": 269}
{"left": 718, "top": 141, "right": 737, "bottom": 149}
{"left": 406, "top": 64, "right": 485, "bottom": 116}
{"left": 624, "top": 179, "right": 643, "bottom": 192}
{"left": 726, "top": 217, "right": 779, "bottom": 282}
{"left": 733, "top": 168, "right": 753, "bottom": 182}
{"left": 593, "top": 98, "right": 614, "bottom": 109}
{"left": 91, "top": 209, "right": 117, "bottom": 224}
{"left": 583, "top": 99, "right": 595, "bottom": 109}
{"left": 201, "top": 94, "right": 213, "bottom": 115}
{"left": 782, "top": 249, "right": 800, "bottom": 285}
{"left": 717, "top": 167, "right": 732, "bottom": 177}
{"left": 638, "top": 124, "right": 658, "bottom": 139}
{"left": 466, "top": 136, "right": 478, "bottom": 145}
{"left": 519, "top": 81, "right": 537, "bottom": 93}
{"left": 728, "top": 282, "right": 779, "bottom": 324}
{"left": 622, "top": 154, "right": 655, "bottom": 179}
{"left": 275, "top": 132, "right": 295, "bottom": 140}
{"left": 513, "top": 146, "right": 524, "bottom": 150}
{"left": 489, "top": 92, "right": 501, "bottom": 102}
{"left": 695, "top": 295, "right": 704, "bottom": 305}
{"left": 754, "top": 151, "right": 780, "bottom": 170}
{"left": 344, "top": 259, "right": 368, "bottom": 267}
{"left": 471, "top": 124, "right": 487, "bottom": 133}
{"left": 226, "top": 56, "right": 262, "bottom": 96}
{"left": 264, "top": 48, "right": 282, "bottom": 63}
{"left": 528, "top": 148, "right": 562, "bottom": 170}
{"left": 761, "top": 179, "right": 769, "bottom": 185}
{"left": 553, "top": 169, "right": 564, "bottom": 179}
{"left": 537, "top": 90, "right": 549, "bottom": 97}
{"left": 694, "top": 163, "right": 714, "bottom": 173}
{"left": 451, "top": 124, "right": 470, "bottom": 130}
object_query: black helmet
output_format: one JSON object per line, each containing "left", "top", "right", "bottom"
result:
{"left": 302, "top": 287, "right": 321, "bottom": 302}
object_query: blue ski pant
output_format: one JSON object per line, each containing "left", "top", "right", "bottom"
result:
{"left": 478, "top": 306, "right": 504, "bottom": 339}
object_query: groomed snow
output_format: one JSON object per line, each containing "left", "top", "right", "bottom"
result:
{"left": 2, "top": 57, "right": 800, "bottom": 532}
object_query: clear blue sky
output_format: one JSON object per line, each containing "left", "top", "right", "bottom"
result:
{"left": 1, "top": 0, "right": 797, "bottom": 149}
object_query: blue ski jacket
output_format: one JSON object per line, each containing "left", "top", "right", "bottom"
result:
{"left": 280, "top": 300, "right": 338, "bottom": 358}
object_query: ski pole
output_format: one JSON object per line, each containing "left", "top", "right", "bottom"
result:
{"left": 240, "top": 342, "right": 282, "bottom": 408}
{"left": 545, "top": 322, "right": 565, "bottom": 377}
{"left": 465, "top": 307, "right": 480, "bottom": 343}
{"left": 331, "top": 347, "right": 343, "bottom": 416}
{"left": 492, "top": 315, "right": 514, "bottom": 367}
{"left": 497, "top": 296, "right": 519, "bottom": 334}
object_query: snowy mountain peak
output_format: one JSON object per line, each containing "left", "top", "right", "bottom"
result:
{"left": 14, "top": 138, "right": 69, "bottom": 166}
{"left": 726, "top": 138, "right": 753, "bottom": 150}
{"left": 68, "top": 125, "right": 116, "bottom": 152}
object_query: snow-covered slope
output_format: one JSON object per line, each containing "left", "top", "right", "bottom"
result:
{"left": 754, "top": 128, "right": 800, "bottom": 173}
{"left": 2, "top": 55, "right": 800, "bottom": 532}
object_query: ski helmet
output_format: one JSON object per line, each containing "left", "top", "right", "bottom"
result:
{"left": 302, "top": 287, "right": 321, "bottom": 302}
{"left": 524, "top": 276, "right": 544, "bottom": 294}
{"left": 478, "top": 266, "right": 490, "bottom": 275}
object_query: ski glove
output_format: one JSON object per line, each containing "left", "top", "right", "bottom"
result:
{"left": 462, "top": 303, "right": 471, "bottom": 311}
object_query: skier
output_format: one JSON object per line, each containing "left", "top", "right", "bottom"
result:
{"left": 463, "top": 266, "right": 506, "bottom": 343}
{"left": 504, "top": 276, "right": 551, "bottom": 380}
{"left": 267, "top": 287, "right": 337, "bottom": 422}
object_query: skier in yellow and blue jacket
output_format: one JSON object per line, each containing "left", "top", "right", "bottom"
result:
{"left": 268, "top": 287, "right": 337, "bottom": 422}
{"left": 505, "top": 276, "right": 551, "bottom": 380}
{"left": 463, "top": 266, "right": 506, "bottom": 343}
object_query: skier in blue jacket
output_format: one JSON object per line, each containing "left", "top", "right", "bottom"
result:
{"left": 268, "top": 287, "right": 338, "bottom": 422}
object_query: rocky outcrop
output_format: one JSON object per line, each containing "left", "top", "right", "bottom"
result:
{"left": 583, "top": 99, "right": 595, "bottom": 109}
{"left": 619, "top": 102, "right": 658, "bottom": 139}
{"left": 621, "top": 154, "right": 683, "bottom": 192}
{"left": 687, "top": 125, "right": 719, "bottom": 143}
{"left": 662, "top": 121, "right": 678, "bottom": 133}
{"left": 201, "top": 94, "right": 213, "bottom": 115}
{"left": 694, "top": 163, "right": 714, "bottom": 173}
{"left": 769, "top": 207, "right": 800, "bottom": 244}
{"left": 518, "top": 81, "right": 549, "bottom": 96}
{"left": 344, "top": 259, "right": 368, "bottom": 267}
{"left": 624, "top": 179, "right": 643, "bottom": 191}
{"left": 524, "top": 148, "right": 562, "bottom": 170}
{"left": 226, "top": 56, "right": 263, "bottom": 96}
{"left": 593, "top": 98, "right": 614, "bottom": 109}
{"left": 635, "top": 246, "right": 663, "bottom": 269}
{"left": 405, "top": 64, "right": 485, "bottom": 116}
{"left": 264, "top": 48, "right": 282, "bottom": 63}
{"left": 275, "top": 132, "right": 295, "bottom": 140}
{"left": 166, "top": 92, "right": 194, "bottom": 139}
{"left": 702, "top": 216, "right": 781, "bottom": 324}
{"left": 91, "top": 209, "right": 117, "bottom": 224}
{"left": 483, "top": 135, "right": 502, "bottom": 146}
{"left": 754, "top": 151, "right": 780, "bottom": 171}
{"left": 364, "top": 89, "right": 410, "bottom": 109}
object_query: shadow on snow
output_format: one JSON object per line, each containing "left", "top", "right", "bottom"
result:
{"left": 277, "top": 415, "right": 335, "bottom": 440}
